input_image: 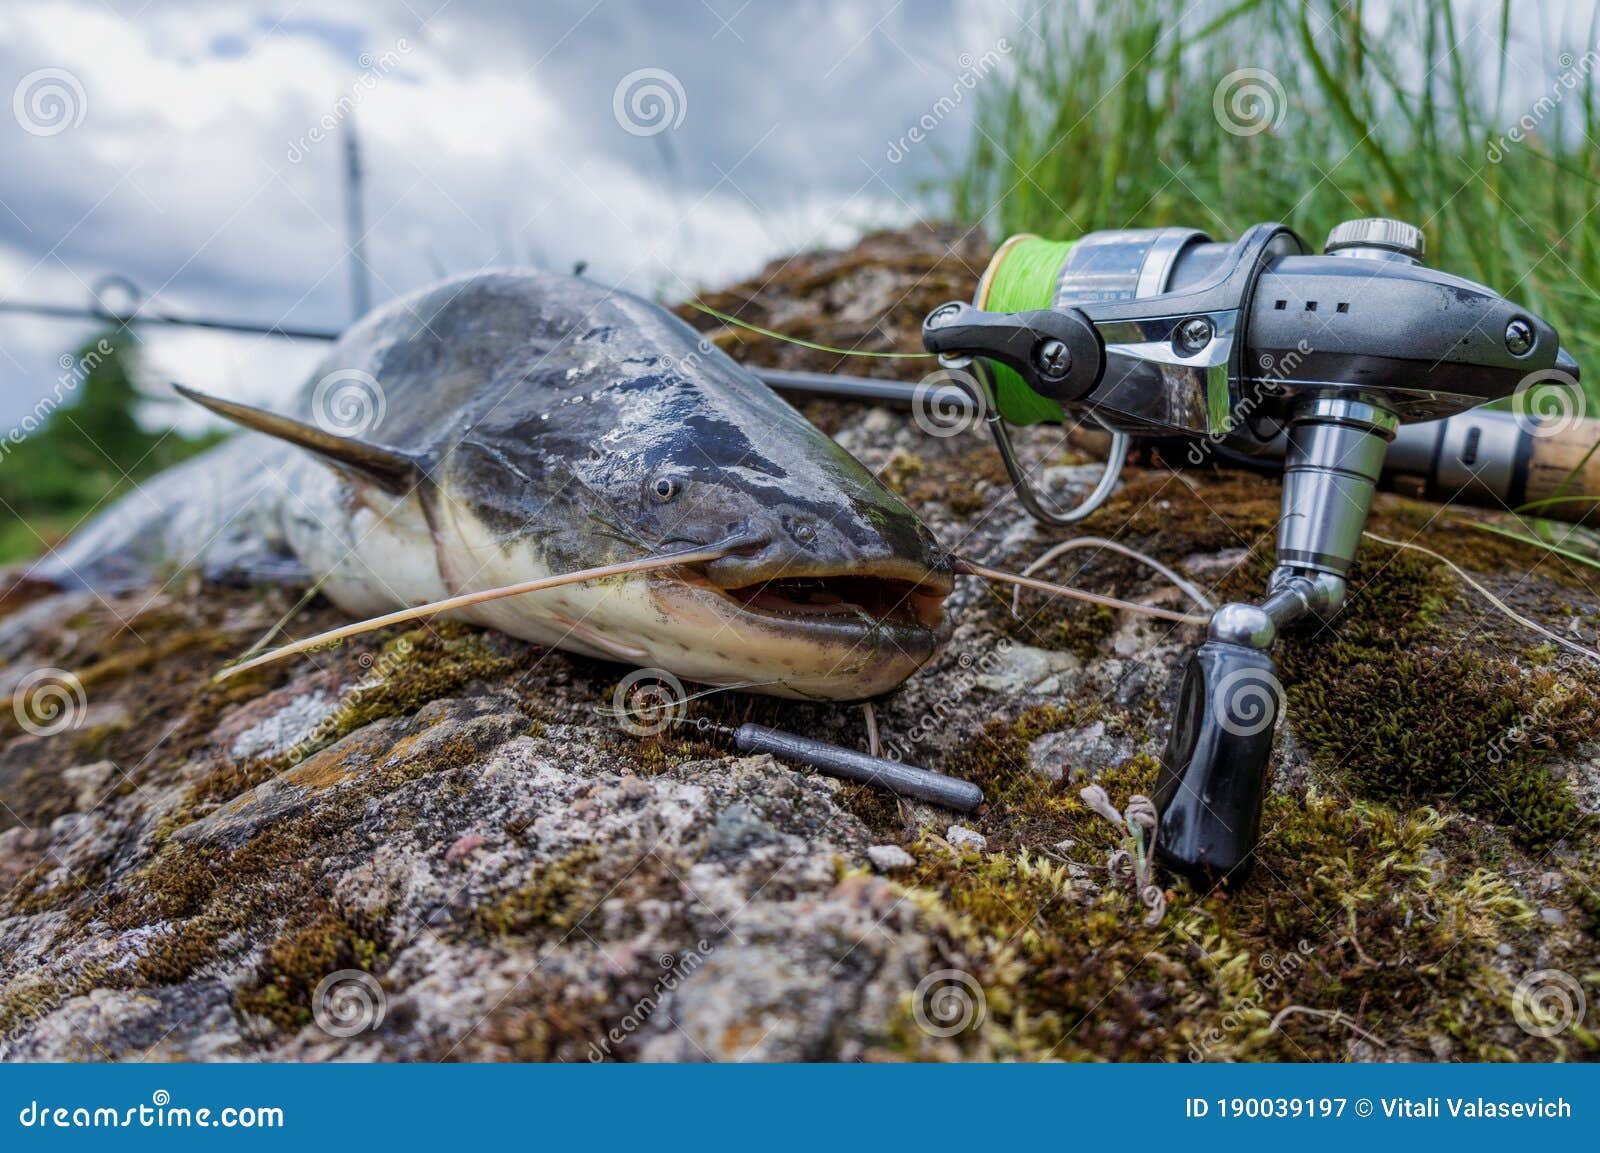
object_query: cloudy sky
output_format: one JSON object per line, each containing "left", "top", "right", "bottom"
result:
{"left": 0, "top": 0, "right": 1014, "bottom": 430}
{"left": 3, "top": 0, "right": 1590, "bottom": 437}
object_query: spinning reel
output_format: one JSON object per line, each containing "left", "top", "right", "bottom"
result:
{"left": 919, "top": 218, "right": 1580, "bottom": 888}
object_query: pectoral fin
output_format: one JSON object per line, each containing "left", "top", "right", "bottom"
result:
{"left": 173, "top": 383, "right": 417, "bottom": 494}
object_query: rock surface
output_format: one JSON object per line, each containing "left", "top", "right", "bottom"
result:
{"left": 1, "top": 226, "right": 1598, "bottom": 1062}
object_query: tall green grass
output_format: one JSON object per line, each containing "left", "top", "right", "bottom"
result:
{"left": 952, "top": 0, "right": 1600, "bottom": 410}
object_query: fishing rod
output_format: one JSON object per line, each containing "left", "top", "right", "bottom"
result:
{"left": 0, "top": 298, "right": 343, "bottom": 342}
{"left": 762, "top": 366, "right": 1600, "bottom": 528}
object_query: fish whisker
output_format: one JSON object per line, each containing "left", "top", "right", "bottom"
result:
{"left": 215, "top": 545, "right": 733, "bottom": 682}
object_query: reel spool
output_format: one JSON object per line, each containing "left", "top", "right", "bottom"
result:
{"left": 963, "top": 226, "right": 1262, "bottom": 525}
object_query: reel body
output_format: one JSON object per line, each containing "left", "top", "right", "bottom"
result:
{"left": 923, "top": 218, "right": 1579, "bottom": 888}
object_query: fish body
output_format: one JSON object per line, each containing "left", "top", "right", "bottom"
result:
{"left": 28, "top": 272, "right": 951, "bottom": 699}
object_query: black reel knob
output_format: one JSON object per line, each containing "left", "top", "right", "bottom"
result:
{"left": 1154, "top": 640, "right": 1282, "bottom": 889}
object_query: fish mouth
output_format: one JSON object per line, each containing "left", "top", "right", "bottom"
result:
{"left": 717, "top": 571, "right": 949, "bottom": 631}
{"left": 665, "top": 555, "right": 952, "bottom": 635}
{"left": 642, "top": 549, "right": 952, "bottom": 699}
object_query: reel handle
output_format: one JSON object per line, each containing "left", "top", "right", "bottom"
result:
{"left": 921, "top": 301, "right": 1104, "bottom": 403}
{"left": 1153, "top": 639, "right": 1282, "bottom": 889}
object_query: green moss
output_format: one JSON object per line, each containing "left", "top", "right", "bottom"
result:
{"left": 8, "top": 860, "right": 107, "bottom": 917}
{"left": 1279, "top": 545, "right": 1597, "bottom": 851}
{"left": 469, "top": 980, "right": 620, "bottom": 1061}
{"left": 835, "top": 782, "right": 907, "bottom": 839}
{"left": 886, "top": 444, "right": 1009, "bottom": 517}
{"left": 85, "top": 691, "right": 504, "bottom": 992}
{"left": 883, "top": 787, "right": 1573, "bottom": 1061}
{"left": 0, "top": 964, "right": 111, "bottom": 1047}
{"left": 292, "top": 625, "right": 524, "bottom": 759}
{"left": 1010, "top": 600, "right": 1119, "bottom": 659}
{"left": 940, "top": 703, "right": 1156, "bottom": 850}
{"left": 476, "top": 847, "right": 606, "bottom": 937}
{"left": 236, "top": 905, "right": 385, "bottom": 1030}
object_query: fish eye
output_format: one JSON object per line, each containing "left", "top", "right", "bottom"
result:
{"left": 648, "top": 476, "right": 679, "bottom": 503}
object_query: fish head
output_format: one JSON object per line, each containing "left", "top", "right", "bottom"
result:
{"left": 570, "top": 350, "right": 953, "bottom": 700}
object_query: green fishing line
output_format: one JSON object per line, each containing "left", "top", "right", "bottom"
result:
{"left": 979, "top": 234, "right": 1076, "bottom": 425}
{"left": 686, "top": 300, "right": 933, "bottom": 359}
{"left": 688, "top": 234, "right": 1079, "bottom": 427}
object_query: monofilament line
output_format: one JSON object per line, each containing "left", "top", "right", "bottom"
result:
{"left": 953, "top": 557, "right": 1212, "bottom": 626}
